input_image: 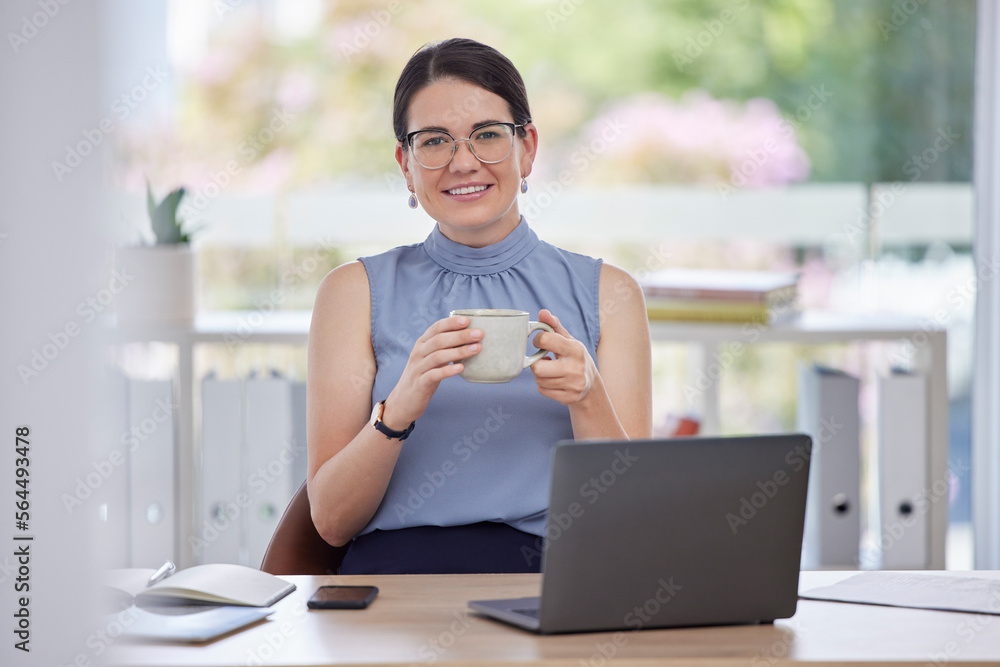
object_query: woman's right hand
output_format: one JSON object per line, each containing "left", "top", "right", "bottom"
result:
{"left": 308, "top": 266, "right": 486, "bottom": 546}
{"left": 379, "top": 315, "right": 482, "bottom": 430}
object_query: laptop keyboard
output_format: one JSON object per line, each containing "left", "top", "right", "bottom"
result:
{"left": 512, "top": 608, "right": 539, "bottom": 618}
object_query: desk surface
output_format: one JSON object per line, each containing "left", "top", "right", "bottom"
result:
{"left": 107, "top": 571, "right": 1000, "bottom": 666}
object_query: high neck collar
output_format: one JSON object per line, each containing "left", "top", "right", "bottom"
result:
{"left": 423, "top": 217, "right": 538, "bottom": 275}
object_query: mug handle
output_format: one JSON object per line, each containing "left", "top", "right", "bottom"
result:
{"left": 523, "top": 322, "right": 555, "bottom": 369}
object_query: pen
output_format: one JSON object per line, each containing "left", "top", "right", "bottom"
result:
{"left": 147, "top": 560, "right": 176, "bottom": 587}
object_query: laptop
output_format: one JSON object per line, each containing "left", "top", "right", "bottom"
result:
{"left": 469, "top": 434, "right": 812, "bottom": 634}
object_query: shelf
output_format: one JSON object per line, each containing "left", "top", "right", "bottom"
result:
{"left": 649, "top": 310, "right": 939, "bottom": 344}
{"left": 109, "top": 309, "right": 940, "bottom": 345}
{"left": 108, "top": 310, "right": 314, "bottom": 345}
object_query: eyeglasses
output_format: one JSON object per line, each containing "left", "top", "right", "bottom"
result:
{"left": 404, "top": 122, "right": 526, "bottom": 170}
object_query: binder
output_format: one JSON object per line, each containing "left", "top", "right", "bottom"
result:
{"left": 199, "top": 376, "right": 244, "bottom": 565}
{"left": 95, "top": 369, "right": 131, "bottom": 569}
{"left": 290, "top": 380, "right": 309, "bottom": 491}
{"left": 877, "top": 371, "right": 930, "bottom": 569}
{"left": 796, "top": 364, "right": 861, "bottom": 569}
{"left": 128, "top": 379, "right": 176, "bottom": 567}
{"left": 243, "top": 375, "right": 293, "bottom": 568}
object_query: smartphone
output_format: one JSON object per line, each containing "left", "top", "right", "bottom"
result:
{"left": 307, "top": 585, "right": 379, "bottom": 609}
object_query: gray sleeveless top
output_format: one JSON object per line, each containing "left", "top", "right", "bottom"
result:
{"left": 357, "top": 217, "right": 602, "bottom": 536}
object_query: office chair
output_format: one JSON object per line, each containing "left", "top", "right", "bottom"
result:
{"left": 260, "top": 480, "right": 349, "bottom": 575}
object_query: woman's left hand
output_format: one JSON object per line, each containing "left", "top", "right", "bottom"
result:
{"left": 529, "top": 309, "right": 598, "bottom": 406}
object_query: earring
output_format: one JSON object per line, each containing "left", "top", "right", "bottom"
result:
{"left": 520, "top": 178, "right": 528, "bottom": 194}
{"left": 408, "top": 192, "right": 417, "bottom": 209}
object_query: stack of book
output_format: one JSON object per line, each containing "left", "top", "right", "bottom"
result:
{"left": 640, "top": 269, "right": 799, "bottom": 324}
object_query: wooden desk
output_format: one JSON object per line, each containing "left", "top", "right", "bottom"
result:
{"left": 107, "top": 571, "right": 1000, "bottom": 666}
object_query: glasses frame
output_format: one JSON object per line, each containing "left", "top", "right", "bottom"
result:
{"left": 403, "top": 122, "right": 527, "bottom": 170}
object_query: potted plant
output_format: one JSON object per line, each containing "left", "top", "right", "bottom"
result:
{"left": 115, "top": 182, "right": 201, "bottom": 325}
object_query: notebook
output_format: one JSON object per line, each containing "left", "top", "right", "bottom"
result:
{"left": 469, "top": 435, "right": 812, "bottom": 634}
{"left": 118, "top": 606, "right": 273, "bottom": 643}
{"left": 104, "top": 563, "right": 295, "bottom": 607}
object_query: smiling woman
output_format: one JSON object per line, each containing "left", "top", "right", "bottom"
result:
{"left": 305, "top": 38, "right": 652, "bottom": 575}
{"left": 391, "top": 37, "right": 537, "bottom": 248}
{"left": 396, "top": 78, "right": 535, "bottom": 247}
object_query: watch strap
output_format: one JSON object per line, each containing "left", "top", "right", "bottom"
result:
{"left": 373, "top": 400, "right": 415, "bottom": 441}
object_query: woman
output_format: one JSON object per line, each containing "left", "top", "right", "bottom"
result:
{"left": 307, "top": 38, "right": 651, "bottom": 574}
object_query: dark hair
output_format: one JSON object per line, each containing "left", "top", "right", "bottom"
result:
{"left": 393, "top": 38, "right": 532, "bottom": 146}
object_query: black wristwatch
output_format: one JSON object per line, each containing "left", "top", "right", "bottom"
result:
{"left": 370, "top": 400, "right": 415, "bottom": 441}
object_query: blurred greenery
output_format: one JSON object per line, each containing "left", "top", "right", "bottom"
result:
{"left": 125, "top": 0, "right": 974, "bottom": 191}
{"left": 198, "top": 245, "right": 345, "bottom": 310}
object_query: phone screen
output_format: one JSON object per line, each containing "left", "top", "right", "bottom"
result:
{"left": 308, "top": 585, "right": 378, "bottom": 609}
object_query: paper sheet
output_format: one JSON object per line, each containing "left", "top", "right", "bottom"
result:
{"left": 801, "top": 571, "right": 1000, "bottom": 614}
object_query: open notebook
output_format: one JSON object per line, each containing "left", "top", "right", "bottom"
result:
{"left": 104, "top": 563, "right": 295, "bottom": 607}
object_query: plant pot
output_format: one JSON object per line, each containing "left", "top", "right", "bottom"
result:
{"left": 115, "top": 244, "right": 198, "bottom": 325}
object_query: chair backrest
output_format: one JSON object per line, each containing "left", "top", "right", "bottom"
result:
{"left": 260, "top": 480, "right": 349, "bottom": 575}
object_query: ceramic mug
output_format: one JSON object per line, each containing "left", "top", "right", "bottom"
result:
{"left": 450, "top": 309, "right": 554, "bottom": 383}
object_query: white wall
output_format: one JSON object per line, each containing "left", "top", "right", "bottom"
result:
{"left": 0, "top": 2, "right": 111, "bottom": 666}
{"left": 973, "top": 0, "right": 1000, "bottom": 570}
